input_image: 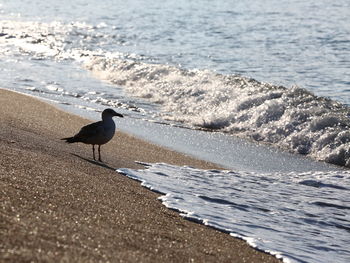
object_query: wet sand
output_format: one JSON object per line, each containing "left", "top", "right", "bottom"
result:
{"left": 0, "top": 89, "right": 280, "bottom": 262}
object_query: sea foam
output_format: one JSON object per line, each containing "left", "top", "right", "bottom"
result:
{"left": 85, "top": 56, "right": 350, "bottom": 167}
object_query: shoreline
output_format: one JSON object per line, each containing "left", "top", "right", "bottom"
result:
{"left": 0, "top": 89, "right": 280, "bottom": 262}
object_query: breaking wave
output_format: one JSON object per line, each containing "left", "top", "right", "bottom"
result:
{"left": 86, "top": 57, "right": 350, "bottom": 167}
{"left": 2, "top": 20, "right": 350, "bottom": 167}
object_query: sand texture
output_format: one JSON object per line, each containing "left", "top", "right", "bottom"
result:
{"left": 0, "top": 89, "right": 280, "bottom": 262}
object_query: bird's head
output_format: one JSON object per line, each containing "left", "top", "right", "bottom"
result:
{"left": 102, "top": 108, "right": 124, "bottom": 120}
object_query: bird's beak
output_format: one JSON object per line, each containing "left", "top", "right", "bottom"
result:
{"left": 115, "top": 112, "right": 124, "bottom": 118}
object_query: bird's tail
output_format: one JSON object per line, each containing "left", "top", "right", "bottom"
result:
{"left": 61, "top": 137, "right": 78, "bottom": 143}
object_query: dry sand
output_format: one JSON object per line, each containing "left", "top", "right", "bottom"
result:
{"left": 0, "top": 89, "right": 280, "bottom": 262}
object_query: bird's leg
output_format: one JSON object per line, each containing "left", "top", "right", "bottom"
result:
{"left": 98, "top": 145, "right": 102, "bottom": 162}
{"left": 92, "top": 145, "right": 96, "bottom": 160}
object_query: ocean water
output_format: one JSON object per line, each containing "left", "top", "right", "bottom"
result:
{"left": 119, "top": 163, "right": 350, "bottom": 263}
{"left": 1, "top": 1, "right": 350, "bottom": 262}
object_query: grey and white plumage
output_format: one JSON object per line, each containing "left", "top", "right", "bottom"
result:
{"left": 62, "top": 108, "right": 123, "bottom": 162}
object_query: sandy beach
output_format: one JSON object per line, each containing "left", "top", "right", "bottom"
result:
{"left": 0, "top": 89, "right": 280, "bottom": 262}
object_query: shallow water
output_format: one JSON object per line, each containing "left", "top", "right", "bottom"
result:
{"left": 119, "top": 163, "right": 350, "bottom": 263}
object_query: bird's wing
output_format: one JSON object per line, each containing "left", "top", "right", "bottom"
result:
{"left": 74, "top": 121, "right": 104, "bottom": 140}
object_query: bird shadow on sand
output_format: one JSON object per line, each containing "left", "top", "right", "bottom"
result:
{"left": 71, "top": 153, "right": 117, "bottom": 171}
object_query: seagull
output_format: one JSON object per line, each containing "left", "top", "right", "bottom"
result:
{"left": 62, "top": 108, "right": 124, "bottom": 162}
